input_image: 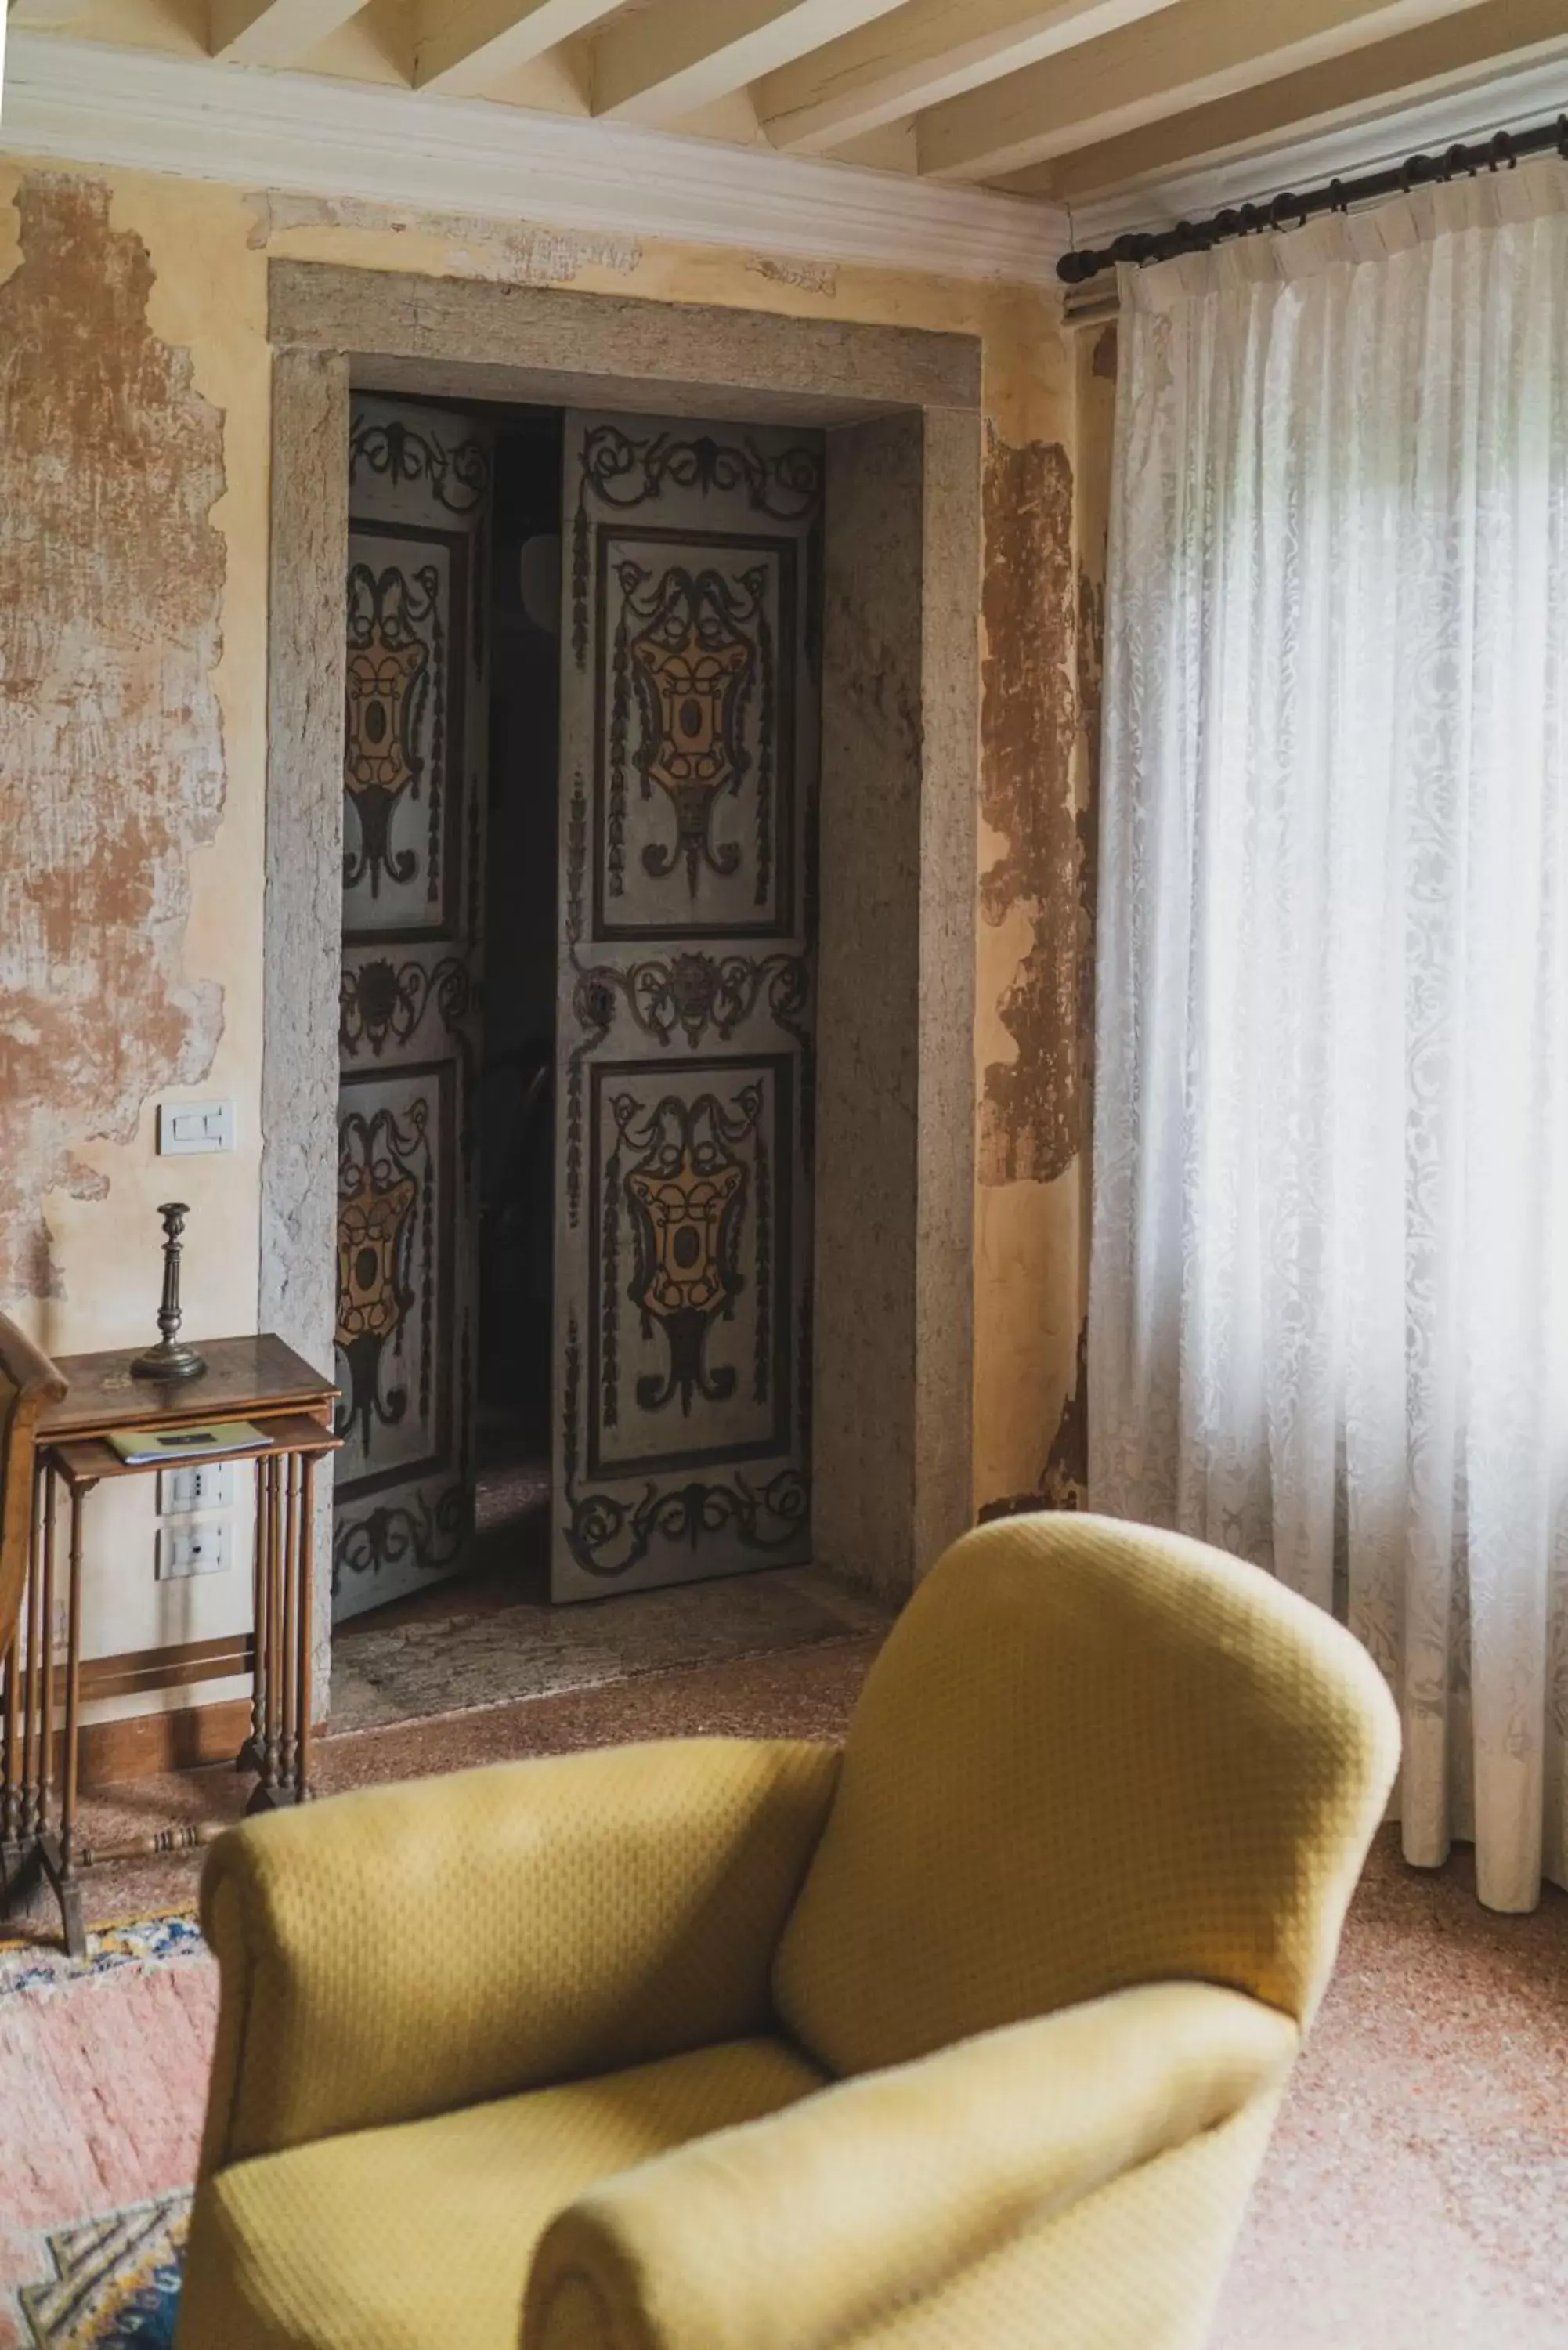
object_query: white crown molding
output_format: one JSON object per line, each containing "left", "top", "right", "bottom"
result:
{"left": 1071, "top": 42, "right": 1568, "bottom": 244}
{"left": 0, "top": 31, "right": 1068, "bottom": 287}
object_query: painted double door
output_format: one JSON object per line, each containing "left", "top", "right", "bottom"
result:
{"left": 335, "top": 399, "right": 822, "bottom": 1614}
{"left": 334, "top": 397, "right": 492, "bottom": 1622}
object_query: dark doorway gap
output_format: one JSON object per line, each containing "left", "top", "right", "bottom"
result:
{"left": 475, "top": 406, "right": 562, "bottom": 1602}
{"left": 359, "top": 395, "right": 562, "bottom": 1616}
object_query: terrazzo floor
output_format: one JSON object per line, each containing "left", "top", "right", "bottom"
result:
{"left": 330, "top": 1556, "right": 888, "bottom": 1731}
{"left": 1213, "top": 1837, "right": 1568, "bottom": 2348}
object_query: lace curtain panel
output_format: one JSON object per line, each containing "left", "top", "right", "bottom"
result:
{"left": 1089, "top": 163, "right": 1568, "bottom": 1912}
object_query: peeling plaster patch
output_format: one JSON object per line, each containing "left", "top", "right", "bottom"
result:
{"left": 1075, "top": 560, "right": 1104, "bottom": 1104}
{"left": 977, "top": 1324, "right": 1087, "bottom": 1520}
{"left": 978, "top": 428, "right": 1083, "bottom": 1188}
{"left": 0, "top": 175, "right": 226, "bottom": 1301}
{"left": 748, "top": 253, "right": 838, "bottom": 297}
{"left": 1041, "top": 1322, "right": 1089, "bottom": 1506}
{"left": 243, "top": 192, "right": 642, "bottom": 284}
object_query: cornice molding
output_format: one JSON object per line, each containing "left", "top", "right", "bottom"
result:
{"left": 1071, "top": 44, "right": 1568, "bottom": 244}
{"left": 0, "top": 31, "right": 1068, "bottom": 288}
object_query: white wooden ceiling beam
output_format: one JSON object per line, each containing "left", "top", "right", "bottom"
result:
{"left": 210, "top": 0, "right": 366, "bottom": 64}
{"left": 917, "top": 0, "right": 1501, "bottom": 181}
{"left": 413, "top": 0, "right": 624, "bottom": 96}
{"left": 593, "top": 2, "right": 912, "bottom": 128}
{"left": 2, "top": 28, "right": 1069, "bottom": 284}
{"left": 1009, "top": 0, "right": 1568, "bottom": 201}
{"left": 759, "top": 0, "right": 1183, "bottom": 154}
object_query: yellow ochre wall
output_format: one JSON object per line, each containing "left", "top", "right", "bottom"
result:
{"left": 0, "top": 154, "right": 1107, "bottom": 1708}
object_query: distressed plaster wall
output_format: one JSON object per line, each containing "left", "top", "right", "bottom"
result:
{"left": 974, "top": 323, "right": 1116, "bottom": 1517}
{"left": 0, "top": 161, "right": 270, "bottom": 1722}
{"left": 0, "top": 144, "right": 1097, "bottom": 1709}
{"left": 0, "top": 175, "right": 226, "bottom": 1302}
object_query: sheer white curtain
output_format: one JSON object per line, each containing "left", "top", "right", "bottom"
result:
{"left": 1089, "top": 163, "right": 1568, "bottom": 1913}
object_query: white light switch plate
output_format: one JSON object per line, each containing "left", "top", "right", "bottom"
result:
{"left": 157, "top": 1519, "right": 230, "bottom": 1579}
{"left": 158, "top": 1461, "right": 234, "bottom": 1517}
{"left": 157, "top": 1099, "right": 235, "bottom": 1155}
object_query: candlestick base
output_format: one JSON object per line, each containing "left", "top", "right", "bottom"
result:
{"left": 129, "top": 1339, "right": 208, "bottom": 1383}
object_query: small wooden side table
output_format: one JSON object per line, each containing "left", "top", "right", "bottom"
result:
{"left": 0, "top": 1336, "right": 339, "bottom": 1956}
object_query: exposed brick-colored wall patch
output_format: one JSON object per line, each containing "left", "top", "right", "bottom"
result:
{"left": 0, "top": 175, "right": 226, "bottom": 1300}
{"left": 978, "top": 428, "right": 1082, "bottom": 1187}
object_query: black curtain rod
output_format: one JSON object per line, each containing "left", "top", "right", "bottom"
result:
{"left": 1057, "top": 109, "right": 1568, "bottom": 286}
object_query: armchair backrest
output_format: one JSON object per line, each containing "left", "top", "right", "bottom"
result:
{"left": 0, "top": 1313, "right": 67, "bottom": 1663}
{"left": 772, "top": 1513, "right": 1400, "bottom": 2079}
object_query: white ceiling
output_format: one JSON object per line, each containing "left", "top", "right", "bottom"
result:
{"left": 6, "top": 0, "right": 1564, "bottom": 207}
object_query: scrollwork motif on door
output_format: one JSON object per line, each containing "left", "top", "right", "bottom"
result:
{"left": 344, "top": 562, "right": 445, "bottom": 901}
{"left": 573, "top": 426, "right": 820, "bottom": 667}
{"left": 609, "top": 562, "right": 773, "bottom": 898}
{"left": 349, "top": 415, "right": 492, "bottom": 515}
{"left": 334, "top": 1100, "right": 432, "bottom": 1455}
{"left": 561, "top": 1312, "right": 808, "bottom": 1579}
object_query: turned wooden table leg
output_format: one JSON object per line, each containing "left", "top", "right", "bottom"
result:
{"left": 2, "top": 1480, "right": 45, "bottom": 1927}
{"left": 239, "top": 1455, "right": 269, "bottom": 1776}
{"left": 38, "top": 1471, "right": 86, "bottom": 1959}
{"left": 2, "top": 1623, "right": 20, "bottom": 1860}
{"left": 266, "top": 1455, "right": 284, "bottom": 1795}
{"left": 247, "top": 1450, "right": 318, "bottom": 1815}
{"left": 295, "top": 1454, "right": 316, "bottom": 1804}
{"left": 38, "top": 1466, "right": 56, "bottom": 1842}
{"left": 20, "top": 1491, "right": 40, "bottom": 1847}
{"left": 280, "top": 1453, "right": 298, "bottom": 1797}
{"left": 60, "top": 1471, "right": 85, "bottom": 1875}
{"left": 247, "top": 1454, "right": 291, "bottom": 1815}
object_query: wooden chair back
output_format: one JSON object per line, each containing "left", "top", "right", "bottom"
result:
{"left": 0, "top": 1315, "right": 67, "bottom": 1660}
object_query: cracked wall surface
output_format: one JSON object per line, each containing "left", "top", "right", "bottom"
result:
{"left": 973, "top": 327, "right": 1115, "bottom": 1513}
{"left": 979, "top": 428, "right": 1082, "bottom": 1191}
{"left": 0, "top": 173, "right": 226, "bottom": 1301}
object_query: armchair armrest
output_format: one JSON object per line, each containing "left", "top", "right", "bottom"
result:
{"left": 524, "top": 1981, "right": 1298, "bottom": 2350}
{"left": 197, "top": 1737, "right": 839, "bottom": 2174}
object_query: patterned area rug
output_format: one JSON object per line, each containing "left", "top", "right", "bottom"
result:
{"left": 17, "top": 2196, "right": 189, "bottom": 2350}
{"left": 0, "top": 1919, "right": 213, "bottom": 2350}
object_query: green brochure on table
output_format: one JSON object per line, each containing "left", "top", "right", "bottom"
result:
{"left": 106, "top": 1419, "right": 266, "bottom": 1467}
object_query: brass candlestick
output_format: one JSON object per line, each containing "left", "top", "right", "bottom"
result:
{"left": 130, "top": 1202, "right": 208, "bottom": 1382}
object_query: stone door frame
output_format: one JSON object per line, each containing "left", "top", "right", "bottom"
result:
{"left": 259, "top": 258, "right": 980, "bottom": 1672}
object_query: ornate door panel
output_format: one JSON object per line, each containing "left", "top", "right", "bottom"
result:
{"left": 553, "top": 414, "right": 822, "bottom": 1601}
{"left": 334, "top": 398, "right": 492, "bottom": 1622}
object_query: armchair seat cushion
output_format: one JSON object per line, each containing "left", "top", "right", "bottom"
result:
{"left": 179, "top": 2035, "right": 826, "bottom": 2350}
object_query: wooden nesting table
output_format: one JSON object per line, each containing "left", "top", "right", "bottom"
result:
{"left": 0, "top": 1336, "right": 339, "bottom": 1956}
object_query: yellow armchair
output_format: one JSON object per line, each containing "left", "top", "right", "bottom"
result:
{"left": 178, "top": 1514, "right": 1399, "bottom": 2350}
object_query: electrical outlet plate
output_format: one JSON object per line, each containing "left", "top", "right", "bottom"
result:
{"left": 157, "top": 1461, "right": 234, "bottom": 1517}
{"left": 157, "top": 1519, "right": 230, "bottom": 1579}
{"left": 157, "top": 1099, "right": 236, "bottom": 1155}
